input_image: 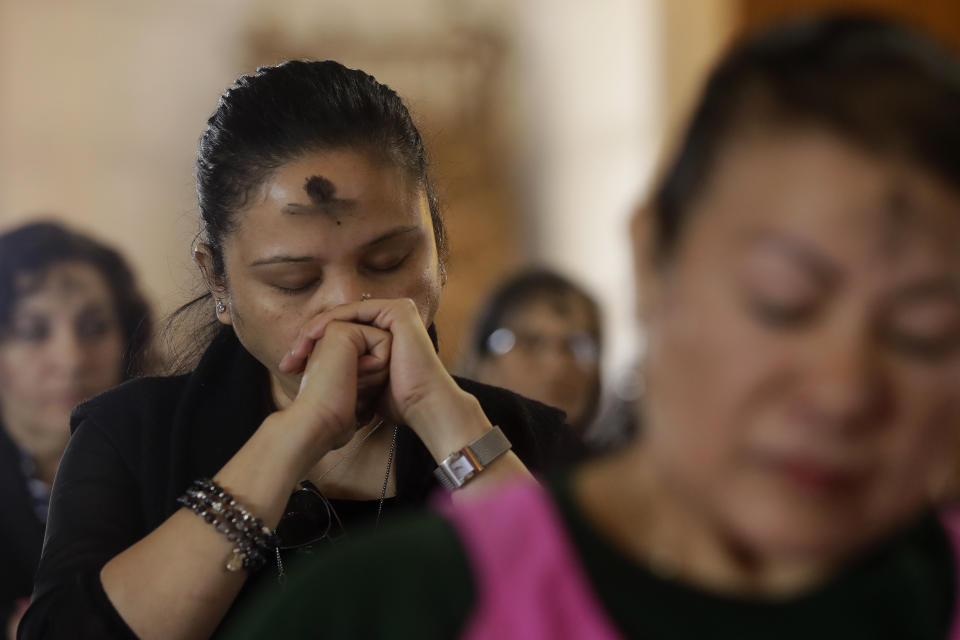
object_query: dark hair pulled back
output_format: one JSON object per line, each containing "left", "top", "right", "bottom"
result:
{"left": 196, "top": 59, "right": 446, "bottom": 278}
{"left": 652, "top": 14, "right": 960, "bottom": 264}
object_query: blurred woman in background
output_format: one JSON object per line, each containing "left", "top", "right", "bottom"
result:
{"left": 461, "top": 268, "right": 602, "bottom": 438}
{"left": 0, "top": 221, "right": 151, "bottom": 639}
{"left": 230, "top": 15, "right": 960, "bottom": 639}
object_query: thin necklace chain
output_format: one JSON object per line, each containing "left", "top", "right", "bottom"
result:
{"left": 313, "top": 417, "right": 398, "bottom": 515}
{"left": 376, "top": 424, "right": 399, "bottom": 525}
{"left": 312, "top": 418, "right": 385, "bottom": 485}
{"left": 276, "top": 419, "right": 398, "bottom": 583}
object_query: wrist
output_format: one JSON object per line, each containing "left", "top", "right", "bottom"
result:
{"left": 406, "top": 388, "right": 493, "bottom": 462}
{"left": 259, "top": 411, "right": 337, "bottom": 482}
{"left": 209, "top": 414, "right": 320, "bottom": 531}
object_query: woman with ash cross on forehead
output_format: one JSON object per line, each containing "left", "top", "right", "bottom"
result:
{"left": 18, "top": 61, "right": 578, "bottom": 640}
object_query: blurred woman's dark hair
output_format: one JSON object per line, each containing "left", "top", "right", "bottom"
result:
{"left": 652, "top": 14, "right": 960, "bottom": 265}
{"left": 168, "top": 59, "right": 446, "bottom": 371}
{"left": 0, "top": 220, "right": 153, "bottom": 378}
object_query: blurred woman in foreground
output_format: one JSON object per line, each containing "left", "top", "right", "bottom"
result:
{"left": 0, "top": 222, "right": 151, "bottom": 638}
{"left": 231, "top": 15, "right": 960, "bottom": 639}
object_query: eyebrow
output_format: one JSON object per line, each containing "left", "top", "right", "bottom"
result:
{"left": 248, "top": 225, "right": 421, "bottom": 267}
{"left": 250, "top": 254, "right": 315, "bottom": 267}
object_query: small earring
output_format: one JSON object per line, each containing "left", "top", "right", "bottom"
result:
{"left": 360, "top": 293, "right": 371, "bottom": 301}
{"left": 216, "top": 298, "right": 226, "bottom": 314}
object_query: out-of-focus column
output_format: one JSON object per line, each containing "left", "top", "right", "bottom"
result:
{"left": 510, "top": 0, "right": 735, "bottom": 383}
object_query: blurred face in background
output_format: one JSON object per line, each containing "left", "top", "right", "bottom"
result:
{"left": 0, "top": 261, "right": 125, "bottom": 463}
{"left": 641, "top": 129, "right": 960, "bottom": 564}
{"left": 475, "top": 293, "right": 600, "bottom": 427}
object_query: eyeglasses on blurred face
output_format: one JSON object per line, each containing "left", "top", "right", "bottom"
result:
{"left": 486, "top": 327, "right": 599, "bottom": 370}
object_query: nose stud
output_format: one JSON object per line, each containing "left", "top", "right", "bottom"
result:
{"left": 360, "top": 293, "right": 371, "bottom": 301}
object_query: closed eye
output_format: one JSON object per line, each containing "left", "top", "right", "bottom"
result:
{"left": 883, "top": 301, "right": 960, "bottom": 362}
{"left": 739, "top": 233, "right": 831, "bottom": 330}
{"left": 365, "top": 252, "right": 411, "bottom": 274}
{"left": 271, "top": 281, "right": 318, "bottom": 295}
{"left": 881, "top": 281, "right": 960, "bottom": 362}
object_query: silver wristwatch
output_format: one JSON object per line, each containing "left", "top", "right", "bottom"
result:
{"left": 433, "top": 426, "right": 512, "bottom": 490}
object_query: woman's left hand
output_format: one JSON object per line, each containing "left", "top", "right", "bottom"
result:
{"left": 278, "top": 298, "right": 491, "bottom": 460}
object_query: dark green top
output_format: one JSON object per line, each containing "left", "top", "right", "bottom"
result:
{"left": 225, "top": 475, "right": 956, "bottom": 639}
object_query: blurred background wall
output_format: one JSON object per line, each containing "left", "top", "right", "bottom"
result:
{"left": 2, "top": 0, "right": 958, "bottom": 388}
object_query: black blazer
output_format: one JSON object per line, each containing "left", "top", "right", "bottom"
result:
{"left": 0, "top": 427, "right": 45, "bottom": 626}
{"left": 19, "top": 328, "right": 575, "bottom": 639}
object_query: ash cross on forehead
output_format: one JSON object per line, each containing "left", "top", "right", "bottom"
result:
{"left": 282, "top": 175, "right": 356, "bottom": 225}
{"left": 305, "top": 175, "right": 335, "bottom": 203}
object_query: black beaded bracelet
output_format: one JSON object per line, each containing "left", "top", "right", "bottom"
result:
{"left": 187, "top": 479, "right": 280, "bottom": 549}
{"left": 177, "top": 478, "right": 279, "bottom": 572}
{"left": 177, "top": 495, "right": 266, "bottom": 571}
{"left": 177, "top": 492, "right": 267, "bottom": 571}
{"left": 178, "top": 492, "right": 268, "bottom": 571}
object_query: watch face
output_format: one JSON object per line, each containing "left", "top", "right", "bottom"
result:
{"left": 448, "top": 455, "right": 476, "bottom": 480}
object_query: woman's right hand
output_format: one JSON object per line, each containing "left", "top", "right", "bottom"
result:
{"left": 274, "top": 320, "right": 392, "bottom": 470}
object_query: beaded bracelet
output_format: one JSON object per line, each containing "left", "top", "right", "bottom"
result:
{"left": 177, "top": 492, "right": 266, "bottom": 571}
{"left": 177, "top": 478, "right": 280, "bottom": 572}
{"left": 190, "top": 479, "right": 279, "bottom": 550}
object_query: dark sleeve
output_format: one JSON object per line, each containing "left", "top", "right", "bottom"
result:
{"left": 220, "top": 512, "right": 476, "bottom": 640}
{"left": 17, "top": 418, "right": 140, "bottom": 639}
{"left": 0, "top": 530, "right": 34, "bottom": 632}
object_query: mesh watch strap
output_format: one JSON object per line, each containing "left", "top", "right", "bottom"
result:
{"left": 434, "top": 426, "right": 512, "bottom": 490}
{"left": 467, "top": 426, "right": 511, "bottom": 466}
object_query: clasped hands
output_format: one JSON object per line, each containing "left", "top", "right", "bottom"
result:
{"left": 274, "top": 298, "right": 486, "bottom": 461}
